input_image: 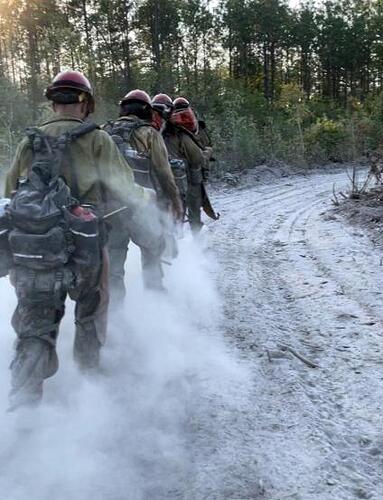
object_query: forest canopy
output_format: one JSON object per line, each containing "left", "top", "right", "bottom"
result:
{"left": 1, "top": 0, "right": 383, "bottom": 168}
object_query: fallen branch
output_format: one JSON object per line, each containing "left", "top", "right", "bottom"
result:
{"left": 266, "top": 349, "right": 287, "bottom": 362}
{"left": 277, "top": 343, "right": 319, "bottom": 369}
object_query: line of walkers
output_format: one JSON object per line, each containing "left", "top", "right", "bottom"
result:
{"left": 0, "top": 70, "right": 219, "bottom": 411}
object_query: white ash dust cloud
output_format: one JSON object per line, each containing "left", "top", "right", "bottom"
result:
{"left": 0, "top": 232, "right": 248, "bottom": 500}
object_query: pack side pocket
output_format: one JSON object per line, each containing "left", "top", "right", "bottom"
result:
{"left": 9, "top": 226, "right": 69, "bottom": 270}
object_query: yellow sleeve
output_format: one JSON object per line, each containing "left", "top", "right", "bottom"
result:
{"left": 180, "top": 134, "right": 205, "bottom": 170}
{"left": 4, "top": 138, "right": 31, "bottom": 197}
{"left": 148, "top": 128, "right": 180, "bottom": 204}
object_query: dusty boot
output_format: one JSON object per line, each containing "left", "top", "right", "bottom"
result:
{"left": 190, "top": 221, "right": 204, "bottom": 235}
{"left": 8, "top": 338, "right": 58, "bottom": 412}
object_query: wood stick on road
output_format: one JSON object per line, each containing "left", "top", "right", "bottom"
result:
{"left": 277, "top": 343, "right": 319, "bottom": 369}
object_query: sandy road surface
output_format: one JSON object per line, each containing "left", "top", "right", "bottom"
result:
{"left": 0, "top": 168, "right": 382, "bottom": 500}
{"left": 208, "top": 168, "right": 383, "bottom": 499}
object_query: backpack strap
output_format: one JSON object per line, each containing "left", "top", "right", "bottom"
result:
{"left": 65, "top": 122, "right": 99, "bottom": 201}
{"left": 26, "top": 127, "right": 53, "bottom": 156}
{"left": 101, "top": 120, "right": 114, "bottom": 134}
{"left": 24, "top": 122, "right": 99, "bottom": 195}
{"left": 69, "top": 122, "right": 99, "bottom": 141}
{"left": 114, "top": 117, "right": 148, "bottom": 144}
{"left": 25, "top": 127, "right": 58, "bottom": 187}
{"left": 174, "top": 125, "right": 205, "bottom": 150}
{"left": 25, "top": 122, "right": 99, "bottom": 152}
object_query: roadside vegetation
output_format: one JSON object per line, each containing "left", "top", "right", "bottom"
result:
{"left": 1, "top": 0, "right": 383, "bottom": 171}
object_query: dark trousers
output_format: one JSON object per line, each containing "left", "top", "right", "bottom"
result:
{"left": 8, "top": 250, "right": 109, "bottom": 410}
{"left": 186, "top": 183, "right": 203, "bottom": 233}
{"left": 108, "top": 224, "right": 164, "bottom": 306}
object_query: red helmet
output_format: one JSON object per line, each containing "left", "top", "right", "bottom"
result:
{"left": 45, "top": 70, "right": 95, "bottom": 112}
{"left": 173, "top": 97, "right": 190, "bottom": 110}
{"left": 169, "top": 106, "right": 198, "bottom": 133}
{"left": 152, "top": 93, "right": 173, "bottom": 108}
{"left": 120, "top": 89, "right": 151, "bottom": 107}
{"left": 152, "top": 93, "right": 173, "bottom": 119}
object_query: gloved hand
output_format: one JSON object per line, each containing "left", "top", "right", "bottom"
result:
{"left": 171, "top": 196, "right": 184, "bottom": 222}
{"left": 202, "top": 167, "right": 210, "bottom": 182}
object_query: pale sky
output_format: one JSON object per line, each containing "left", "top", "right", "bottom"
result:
{"left": 289, "top": 0, "right": 322, "bottom": 7}
{"left": 209, "top": 0, "right": 322, "bottom": 10}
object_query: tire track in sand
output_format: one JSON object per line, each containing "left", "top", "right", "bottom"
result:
{"left": 210, "top": 169, "right": 383, "bottom": 499}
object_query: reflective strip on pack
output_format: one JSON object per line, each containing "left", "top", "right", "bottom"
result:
{"left": 13, "top": 253, "right": 44, "bottom": 259}
{"left": 174, "top": 172, "right": 187, "bottom": 179}
{"left": 70, "top": 229, "right": 98, "bottom": 238}
{"left": 0, "top": 229, "right": 8, "bottom": 236}
{"left": 133, "top": 167, "right": 150, "bottom": 174}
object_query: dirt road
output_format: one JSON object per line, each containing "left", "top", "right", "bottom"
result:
{"left": 208, "top": 168, "right": 383, "bottom": 499}
{"left": 0, "top": 168, "right": 382, "bottom": 500}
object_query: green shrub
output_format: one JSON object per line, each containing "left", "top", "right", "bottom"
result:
{"left": 304, "top": 118, "right": 347, "bottom": 163}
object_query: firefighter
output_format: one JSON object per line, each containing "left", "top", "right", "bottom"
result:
{"left": 152, "top": 94, "right": 187, "bottom": 220}
{"left": 4, "top": 71, "right": 164, "bottom": 410}
{"left": 103, "top": 89, "right": 183, "bottom": 301}
{"left": 195, "top": 117, "right": 215, "bottom": 181}
{"left": 161, "top": 97, "right": 206, "bottom": 232}
{"left": 151, "top": 93, "right": 173, "bottom": 133}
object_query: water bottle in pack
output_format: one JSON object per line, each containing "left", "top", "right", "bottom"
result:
{"left": 105, "top": 120, "right": 154, "bottom": 190}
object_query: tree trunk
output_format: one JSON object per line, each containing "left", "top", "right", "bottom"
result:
{"left": 27, "top": 29, "right": 39, "bottom": 121}
{"left": 152, "top": 0, "right": 162, "bottom": 91}
{"left": 270, "top": 41, "right": 276, "bottom": 102}
{"left": 0, "top": 37, "right": 4, "bottom": 78}
{"left": 122, "top": 0, "right": 133, "bottom": 88}
{"left": 263, "top": 43, "right": 270, "bottom": 101}
{"left": 81, "top": 0, "right": 94, "bottom": 79}
{"left": 228, "top": 25, "right": 233, "bottom": 79}
{"left": 301, "top": 51, "right": 311, "bottom": 99}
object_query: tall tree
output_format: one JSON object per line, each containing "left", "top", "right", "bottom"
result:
{"left": 291, "top": 3, "right": 317, "bottom": 98}
{"left": 135, "top": 0, "right": 181, "bottom": 92}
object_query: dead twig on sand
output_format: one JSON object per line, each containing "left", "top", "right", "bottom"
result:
{"left": 277, "top": 343, "right": 319, "bottom": 369}
{"left": 346, "top": 165, "right": 370, "bottom": 199}
{"left": 331, "top": 183, "right": 340, "bottom": 206}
